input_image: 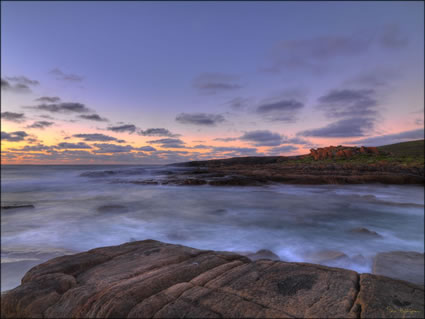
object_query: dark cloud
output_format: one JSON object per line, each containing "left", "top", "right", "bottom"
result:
{"left": 192, "top": 144, "right": 211, "bottom": 149}
{"left": 6, "top": 76, "right": 39, "bottom": 86}
{"left": 35, "top": 96, "right": 61, "bottom": 103}
{"left": 345, "top": 128, "right": 424, "bottom": 146}
{"left": 213, "top": 137, "right": 238, "bottom": 142}
{"left": 267, "top": 145, "right": 298, "bottom": 155}
{"left": 256, "top": 99, "right": 304, "bottom": 122}
{"left": 93, "top": 143, "right": 133, "bottom": 153}
{"left": 240, "top": 130, "right": 283, "bottom": 146}
{"left": 1, "top": 131, "right": 28, "bottom": 142}
{"left": 1, "top": 112, "right": 26, "bottom": 123}
{"left": 49, "top": 68, "right": 83, "bottom": 82}
{"left": 107, "top": 124, "right": 137, "bottom": 133}
{"left": 147, "top": 138, "right": 186, "bottom": 148}
{"left": 1, "top": 78, "right": 31, "bottom": 93}
{"left": 78, "top": 114, "right": 109, "bottom": 122}
{"left": 176, "top": 113, "right": 225, "bottom": 126}
{"left": 138, "top": 128, "right": 179, "bottom": 137}
{"left": 317, "top": 89, "right": 377, "bottom": 118}
{"left": 73, "top": 133, "right": 125, "bottom": 143}
{"left": 27, "top": 102, "right": 90, "bottom": 113}
{"left": 136, "top": 146, "right": 157, "bottom": 152}
{"left": 26, "top": 121, "right": 54, "bottom": 129}
{"left": 284, "top": 137, "right": 311, "bottom": 145}
{"left": 9, "top": 144, "right": 51, "bottom": 152}
{"left": 193, "top": 73, "right": 242, "bottom": 94}
{"left": 56, "top": 142, "right": 92, "bottom": 149}
{"left": 298, "top": 118, "right": 374, "bottom": 137}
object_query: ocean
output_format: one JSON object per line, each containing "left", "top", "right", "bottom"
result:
{"left": 1, "top": 164, "right": 424, "bottom": 291}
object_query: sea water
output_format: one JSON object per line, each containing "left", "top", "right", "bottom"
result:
{"left": 1, "top": 165, "right": 424, "bottom": 291}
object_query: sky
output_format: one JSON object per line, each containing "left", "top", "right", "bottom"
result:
{"left": 1, "top": 1, "right": 424, "bottom": 164}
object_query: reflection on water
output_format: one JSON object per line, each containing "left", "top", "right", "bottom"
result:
{"left": 1, "top": 165, "right": 424, "bottom": 291}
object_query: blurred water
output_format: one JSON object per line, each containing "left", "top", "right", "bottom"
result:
{"left": 1, "top": 165, "right": 424, "bottom": 291}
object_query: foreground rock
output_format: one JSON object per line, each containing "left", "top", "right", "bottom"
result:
{"left": 373, "top": 251, "right": 424, "bottom": 286}
{"left": 2, "top": 240, "right": 424, "bottom": 318}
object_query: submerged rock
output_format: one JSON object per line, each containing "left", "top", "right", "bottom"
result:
{"left": 373, "top": 251, "right": 424, "bottom": 286}
{"left": 349, "top": 227, "right": 383, "bottom": 238}
{"left": 1, "top": 204, "right": 34, "bottom": 210}
{"left": 1, "top": 240, "right": 424, "bottom": 318}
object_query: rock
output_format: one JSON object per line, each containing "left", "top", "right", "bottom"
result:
{"left": 244, "top": 249, "right": 280, "bottom": 261}
{"left": 373, "top": 251, "right": 424, "bottom": 286}
{"left": 96, "top": 205, "right": 129, "bottom": 213}
{"left": 2, "top": 240, "right": 423, "bottom": 318}
{"left": 1, "top": 204, "right": 34, "bottom": 210}
{"left": 349, "top": 227, "right": 383, "bottom": 237}
{"left": 306, "top": 250, "right": 348, "bottom": 264}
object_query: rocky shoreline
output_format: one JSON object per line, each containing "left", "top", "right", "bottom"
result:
{"left": 2, "top": 240, "right": 424, "bottom": 318}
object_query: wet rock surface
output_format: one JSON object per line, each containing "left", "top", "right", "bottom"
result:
{"left": 2, "top": 240, "right": 424, "bottom": 318}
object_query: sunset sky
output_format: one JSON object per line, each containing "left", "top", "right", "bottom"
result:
{"left": 1, "top": 1, "right": 424, "bottom": 164}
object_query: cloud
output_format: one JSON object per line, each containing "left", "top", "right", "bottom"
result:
{"left": 256, "top": 99, "right": 304, "bottom": 122}
{"left": 1, "top": 131, "right": 28, "bottom": 142}
{"left": 56, "top": 142, "right": 92, "bottom": 149}
{"left": 1, "top": 112, "right": 26, "bottom": 123}
{"left": 317, "top": 89, "right": 378, "bottom": 118}
{"left": 49, "top": 68, "right": 83, "bottom": 82}
{"left": 213, "top": 137, "right": 238, "bottom": 142}
{"left": 147, "top": 138, "right": 186, "bottom": 148}
{"left": 26, "top": 121, "right": 54, "bottom": 129}
{"left": 73, "top": 133, "right": 125, "bottom": 143}
{"left": 136, "top": 146, "right": 157, "bottom": 152}
{"left": 35, "top": 96, "right": 61, "bottom": 103}
{"left": 78, "top": 114, "right": 108, "bottom": 122}
{"left": 176, "top": 113, "right": 225, "bottom": 126}
{"left": 193, "top": 73, "right": 242, "bottom": 94}
{"left": 107, "top": 124, "right": 137, "bottom": 133}
{"left": 298, "top": 118, "right": 375, "bottom": 137}
{"left": 264, "top": 25, "right": 408, "bottom": 73}
{"left": 267, "top": 145, "right": 299, "bottom": 155}
{"left": 240, "top": 130, "right": 284, "bottom": 146}
{"left": 93, "top": 143, "right": 133, "bottom": 153}
{"left": 138, "top": 128, "right": 179, "bottom": 137}
{"left": 9, "top": 144, "right": 52, "bottom": 152}
{"left": 26, "top": 102, "right": 90, "bottom": 113}
{"left": 6, "top": 76, "right": 39, "bottom": 86}
{"left": 1, "top": 78, "right": 32, "bottom": 93}
{"left": 227, "top": 97, "right": 251, "bottom": 110}
{"left": 345, "top": 128, "right": 424, "bottom": 146}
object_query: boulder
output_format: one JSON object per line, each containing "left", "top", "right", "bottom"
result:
{"left": 373, "top": 251, "right": 424, "bottom": 286}
{"left": 2, "top": 240, "right": 423, "bottom": 318}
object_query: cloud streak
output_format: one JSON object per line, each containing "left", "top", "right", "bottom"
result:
{"left": 73, "top": 133, "right": 125, "bottom": 143}
{"left": 176, "top": 113, "right": 225, "bottom": 126}
{"left": 26, "top": 102, "right": 90, "bottom": 113}
{"left": 26, "top": 121, "right": 54, "bottom": 129}
{"left": 1, "top": 112, "right": 26, "bottom": 123}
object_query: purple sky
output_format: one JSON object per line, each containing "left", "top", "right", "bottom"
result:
{"left": 1, "top": 1, "right": 424, "bottom": 164}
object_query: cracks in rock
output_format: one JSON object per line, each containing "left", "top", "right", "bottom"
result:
{"left": 348, "top": 273, "right": 362, "bottom": 319}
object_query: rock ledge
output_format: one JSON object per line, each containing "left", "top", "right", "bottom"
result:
{"left": 1, "top": 240, "right": 424, "bottom": 318}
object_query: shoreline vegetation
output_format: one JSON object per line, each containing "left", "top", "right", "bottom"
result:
{"left": 2, "top": 240, "right": 424, "bottom": 318}
{"left": 168, "top": 139, "right": 424, "bottom": 186}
